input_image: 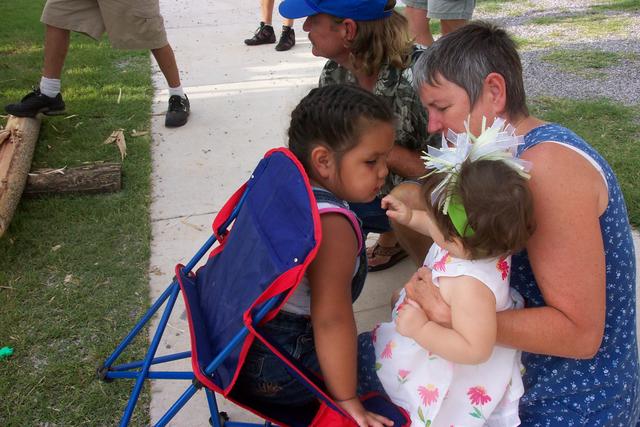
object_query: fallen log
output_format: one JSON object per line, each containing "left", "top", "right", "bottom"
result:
{"left": 24, "top": 162, "right": 122, "bottom": 196}
{"left": 0, "top": 115, "right": 41, "bottom": 237}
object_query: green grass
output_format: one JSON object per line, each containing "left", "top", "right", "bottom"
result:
{"left": 591, "top": 0, "right": 640, "bottom": 12}
{"left": 476, "top": 0, "right": 513, "bottom": 14}
{"left": 0, "top": 0, "right": 639, "bottom": 426}
{"left": 530, "top": 12, "right": 632, "bottom": 38}
{"left": 541, "top": 49, "right": 639, "bottom": 79}
{"left": 476, "top": 0, "right": 532, "bottom": 15}
{"left": 430, "top": 20, "right": 442, "bottom": 36}
{"left": 512, "top": 35, "right": 557, "bottom": 51}
{"left": 0, "top": 0, "right": 152, "bottom": 425}
{"left": 531, "top": 98, "right": 640, "bottom": 226}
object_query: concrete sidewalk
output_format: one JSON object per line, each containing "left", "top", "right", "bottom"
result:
{"left": 146, "top": 0, "right": 414, "bottom": 424}
{"left": 145, "top": 0, "right": 640, "bottom": 425}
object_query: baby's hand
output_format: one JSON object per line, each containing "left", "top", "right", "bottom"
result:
{"left": 381, "top": 195, "right": 412, "bottom": 225}
{"left": 396, "top": 298, "right": 429, "bottom": 338}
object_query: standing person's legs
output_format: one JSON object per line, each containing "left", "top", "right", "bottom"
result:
{"left": 245, "top": 0, "right": 296, "bottom": 51}
{"left": 42, "top": 25, "right": 70, "bottom": 79}
{"left": 102, "top": 0, "right": 190, "bottom": 127}
{"left": 7, "top": 24, "right": 73, "bottom": 116}
{"left": 256, "top": 0, "right": 294, "bottom": 30}
{"left": 40, "top": 0, "right": 106, "bottom": 79}
{"left": 275, "top": 17, "right": 296, "bottom": 52}
{"left": 245, "top": 0, "right": 277, "bottom": 46}
{"left": 428, "top": 0, "right": 475, "bottom": 36}
{"left": 151, "top": 46, "right": 181, "bottom": 89}
{"left": 4, "top": 0, "right": 103, "bottom": 117}
{"left": 403, "top": 0, "right": 433, "bottom": 47}
{"left": 260, "top": 0, "right": 275, "bottom": 25}
{"left": 150, "top": 44, "right": 190, "bottom": 127}
{"left": 258, "top": 0, "right": 294, "bottom": 41}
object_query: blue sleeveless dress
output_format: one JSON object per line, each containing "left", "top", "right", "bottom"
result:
{"left": 512, "top": 124, "right": 640, "bottom": 425}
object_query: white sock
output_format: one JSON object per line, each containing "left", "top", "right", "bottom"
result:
{"left": 168, "top": 86, "right": 185, "bottom": 98}
{"left": 40, "top": 76, "right": 61, "bottom": 98}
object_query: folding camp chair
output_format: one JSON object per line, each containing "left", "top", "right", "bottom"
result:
{"left": 98, "top": 148, "right": 409, "bottom": 426}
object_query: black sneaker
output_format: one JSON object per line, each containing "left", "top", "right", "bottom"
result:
{"left": 275, "top": 26, "right": 296, "bottom": 52}
{"left": 165, "top": 94, "right": 190, "bottom": 128}
{"left": 5, "top": 87, "right": 65, "bottom": 118}
{"left": 244, "top": 22, "right": 276, "bottom": 46}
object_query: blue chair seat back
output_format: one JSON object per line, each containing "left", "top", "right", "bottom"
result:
{"left": 178, "top": 149, "right": 319, "bottom": 393}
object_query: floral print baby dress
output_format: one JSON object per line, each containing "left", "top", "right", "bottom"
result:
{"left": 374, "top": 243, "right": 525, "bottom": 426}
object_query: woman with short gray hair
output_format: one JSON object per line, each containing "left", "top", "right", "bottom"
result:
{"left": 401, "top": 21, "right": 639, "bottom": 424}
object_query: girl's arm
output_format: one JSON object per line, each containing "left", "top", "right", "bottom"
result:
{"left": 397, "top": 275, "right": 497, "bottom": 364}
{"left": 308, "top": 213, "right": 392, "bottom": 427}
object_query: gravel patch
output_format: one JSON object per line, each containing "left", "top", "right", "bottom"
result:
{"left": 522, "top": 40, "right": 640, "bottom": 105}
{"left": 475, "top": 0, "right": 640, "bottom": 105}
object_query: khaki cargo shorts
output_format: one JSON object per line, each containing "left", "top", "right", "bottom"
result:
{"left": 403, "top": 0, "right": 476, "bottom": 20}
{"left": 41, "top": 0, "right": 168, "bottom": 49}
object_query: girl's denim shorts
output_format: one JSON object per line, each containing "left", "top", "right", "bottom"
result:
{"left": 235, "top": 310, "right": 320, "bottom": 406}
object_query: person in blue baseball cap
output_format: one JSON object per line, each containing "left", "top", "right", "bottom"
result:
{"left": 279, "top": 0, "right": 392, "bottom": 21}
{"left": 279, "top": 0, "right": 438, "bottom": 274}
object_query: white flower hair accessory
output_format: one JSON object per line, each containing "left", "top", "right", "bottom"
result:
{"left": 421, "top": 116, "right": 532, "bottom": 237}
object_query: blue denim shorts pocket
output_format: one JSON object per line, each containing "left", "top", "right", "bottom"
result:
{"left": 236, "top": 311, "right": 320, "bottom": 406}
{"left": 241, "top": 350, "right": 264, "bottom": 377}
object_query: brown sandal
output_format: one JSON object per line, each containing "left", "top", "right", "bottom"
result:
{"left": 366, "top": 242, "right": 408, "bottom": 272}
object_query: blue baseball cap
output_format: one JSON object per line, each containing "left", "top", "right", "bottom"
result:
{"left": 279, "top": 0, "right": 393, "bottom": 21}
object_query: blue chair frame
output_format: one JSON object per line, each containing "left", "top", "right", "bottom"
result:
{"left": 98, "top": 149, "right": 409, "bottom": 427}
{"left": 98, "top": 188, "right": 277, "bottom": 426}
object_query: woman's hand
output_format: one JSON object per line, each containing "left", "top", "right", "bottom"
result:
{"left": 381, "top": 195, "right": 412, "bottom": 226}
{"left": 405, "top": 268, "right": 452, "bottom": 328}
{"left": 337, "top": 398, "right": 394, "bottom": 427}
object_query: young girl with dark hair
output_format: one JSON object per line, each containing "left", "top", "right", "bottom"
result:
{"left": 364, "top": 118, "right": 535, "bottom": 426}
{"left": 236, "top": 84, "right": 396, "bottom": 427}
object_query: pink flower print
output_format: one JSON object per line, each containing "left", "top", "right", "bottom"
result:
{"left": 432, "top": 252, "right": 450, "bottom": 272}
{"left": 418, "top": 384, "right": 439, "bottom": 406}
{"left": 380, "top": 341, "right": 395, "bottom": 359}
{"left": 496, "top": 257, "right": 509, "bottom": 280}
{"left": 467, "top": 386, "right": 492, "bottom": 406}
{"left": 397, "top": 369, "right": 410, "bottom": 384}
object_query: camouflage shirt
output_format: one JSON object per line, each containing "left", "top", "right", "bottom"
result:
{"left": 319, "top": 60, "right": 437, "bottom": 193}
